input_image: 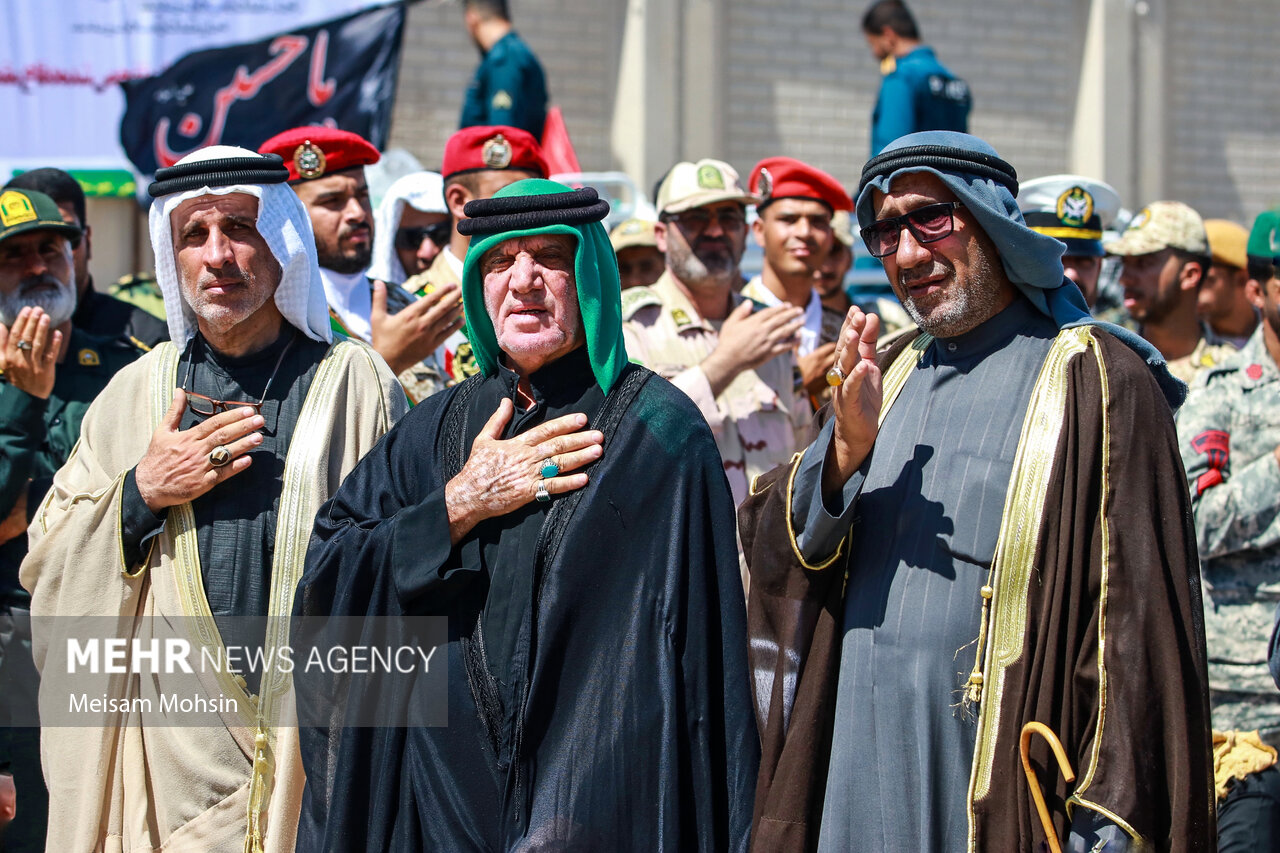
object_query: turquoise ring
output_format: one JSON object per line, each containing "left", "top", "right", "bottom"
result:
{"left": 540, "top": 459, "right": 560, "bottom": 479}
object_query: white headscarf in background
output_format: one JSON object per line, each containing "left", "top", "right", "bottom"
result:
{"left": 367, "top": 171, "right": 447, "bottom": 285}
{"left": 148, "top": 145, "right": 332, "bottom": 346}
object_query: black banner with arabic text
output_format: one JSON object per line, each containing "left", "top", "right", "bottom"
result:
{"left": 119, "top": 3, "right": 405, "bottom": 177}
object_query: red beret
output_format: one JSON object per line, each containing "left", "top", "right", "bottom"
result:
{"left": 257, "top": 127, "right": 380, "bottom": 182}
{"left": 442, "top": 125, "right": 547, "bottom": 180}
{"left": 749, "top": 157, "right": 852, "bottom": 213}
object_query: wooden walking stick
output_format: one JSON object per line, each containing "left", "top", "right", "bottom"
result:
{"left": 1020, "top": 721, "right": 1076, "bottom": 853}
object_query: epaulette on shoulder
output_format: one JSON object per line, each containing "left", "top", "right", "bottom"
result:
{"left": 1198, "top": 359, "right": 1242, "bottom": 388}
{"left": 621, "top": 285, "right": 663, "bottom": 321}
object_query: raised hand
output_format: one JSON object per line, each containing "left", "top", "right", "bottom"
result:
{"left": 370, "top": 280, "right": 465, "bottom": 375}
{"left": 0, "top": 306, "right": 62, "bottom": 400}
{"left": 823, "top": 308, "right": 882, "bottom": 497}
{"left": 444, "top": 399, "right": 604, "bottom": 544}
{"left": 133, "top": 391, "right": 264, "bottom": 512}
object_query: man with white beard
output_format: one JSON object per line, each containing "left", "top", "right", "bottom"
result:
{"left": 0, "top": 187, "right": 141, "bottom": 852}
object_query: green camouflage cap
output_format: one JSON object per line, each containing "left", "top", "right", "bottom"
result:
{"left": 1104, "top": 200, "right": 1208, "bottom": 257}
{"left": 1247, "top": 208, "right": 1280, "bottom": 263}
{"left": 0, "top": 188, "right": 81, "bottom": 245}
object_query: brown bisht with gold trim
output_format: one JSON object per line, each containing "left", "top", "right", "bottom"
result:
{"left": 741, "top": 327, "right": 1214, "bottom": 852}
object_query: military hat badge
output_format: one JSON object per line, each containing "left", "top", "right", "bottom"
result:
{"left": 1055, "top": 186, "right": 1094, "bottom": 228}
{"left": 482, "top": 134, "right": 513, "bottom": 169}
{"left": 293, "top": 141, "right": 327, "bottom": 179}
{"left": 756, "top": 167, "right": 773, "bottom": 201}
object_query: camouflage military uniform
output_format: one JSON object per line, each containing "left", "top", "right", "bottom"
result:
{"left": 1177, "top": 327, "right": 1280, "bottom": 743}
{"left": 404, "top": 249, "right": 481, "bottom": 386}
{"left": 622, "top": 271, "right": 811, "bottom": 505}
{"left": 1166, "top": 323, "right": 1238, "bottom": 388}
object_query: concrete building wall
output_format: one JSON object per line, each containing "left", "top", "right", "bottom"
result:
{"left": 387, "top": 0, "right": 623, "bottom": 173}
{"left": 720, "top": 1, "right": 1085, "bottom": 199}
{"left": 1165, "top": 0, "right": 1280, "bottom": 222}
{"left": 87, "top": 0, "right": 1280, "bottom": 288}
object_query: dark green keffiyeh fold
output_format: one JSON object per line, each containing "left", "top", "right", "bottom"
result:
{"left": 459, "top": 179, "right": 627, "bottom": 393}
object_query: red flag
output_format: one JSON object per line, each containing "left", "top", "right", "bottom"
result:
{"left": 540, "top": 105, "right": 581, "bottom": 175}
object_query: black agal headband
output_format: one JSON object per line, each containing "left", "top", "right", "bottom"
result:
{"left": 457, "top": 187, "right": 610, "bottom": 237}
{"left": 148, "top": 154, "right": 291, "bottom": 198}
{"left": 858, "top": 145, "right": 1019, "bottom": 198}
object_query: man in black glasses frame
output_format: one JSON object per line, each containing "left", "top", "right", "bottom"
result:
{"left": 621, "top": 158, "right": 811, "bottom": 515}
{"left": 20, "top": 146, "right": 406, "bottom": 853}
{"left": 369, "top": 171, "right": 453, "bottom": 289}
{"left": 740, "top": 131, "right": 1212, "bottom": 852}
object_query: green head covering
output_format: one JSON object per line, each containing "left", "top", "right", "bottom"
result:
{"left": 1247, "top": 208, "right": 1280, "bottom": 264}
{"left": 460, "top": 179, "right": 628, "bottom": 393}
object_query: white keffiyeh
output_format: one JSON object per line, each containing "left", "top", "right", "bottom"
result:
{"left": 148, "top": 145, "right": 332, "bottom": 345}
{"left": 367, "top": 171, "right": 447, "bottom": 286}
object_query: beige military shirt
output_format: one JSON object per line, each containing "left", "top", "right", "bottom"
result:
{"left": 1166, "top": 325, "right": 1237, "bottom": 388}
{"left": 622, "top": 271, "right": 812, "bottom": 505}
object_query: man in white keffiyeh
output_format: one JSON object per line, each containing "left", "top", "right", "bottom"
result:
{"left": 20, "top": 144, "right": 406, "bottom": 853}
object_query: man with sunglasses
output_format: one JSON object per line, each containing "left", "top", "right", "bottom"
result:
{"left": 20, "top": 147, "right": 405, "bottom": 853}
{"left": 622, "top": 158, "right": 809, "bottom": 509}
{"left": 740, "top": 131, "right": 1212, "bottom": 851}
{"left": 0, "top": 187, "right": 142, "bottom": 853}
{"left": 259, "top": 128, "right": 463, "bottom": 403}
{"left": 1177, "top": 209, "right": 1280, "bottom": 852}
{"left": 369, "top": 171, "right": 452, "bottom": 288}
{"left": 4, "top": 168, "right": 168, "bottom": 349}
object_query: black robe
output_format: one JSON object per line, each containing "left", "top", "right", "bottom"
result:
{"left": 293, "top": 348, "right": 758, "bottom": 852}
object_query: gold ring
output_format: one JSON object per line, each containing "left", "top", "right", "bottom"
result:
{"left": 209, "top": 445, "right": 232, "bottom": 468}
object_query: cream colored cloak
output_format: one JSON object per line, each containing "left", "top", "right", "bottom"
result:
{"left": 20, "top": 338, "right": 406, "bottom": 853}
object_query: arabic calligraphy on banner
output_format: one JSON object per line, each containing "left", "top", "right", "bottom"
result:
{"left": 119, "top": 4, "right": 405, "bottom": 176}
{"left": 0, "top": 0, "right": 386, "bottom": 176}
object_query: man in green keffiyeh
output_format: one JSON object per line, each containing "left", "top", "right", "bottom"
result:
{"left": 295, "top": 179, "right": 758, "bottom": 851}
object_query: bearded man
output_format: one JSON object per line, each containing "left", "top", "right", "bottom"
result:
{"left": 293, "top": 179, "right": 757, "bottom": 850}
{"left": 259, "top": 128, "right": 462, "bottom": 403}
{"left": 0, "top": 187, "right": 141, "bottom": 852}
{"left": 20, "top": 147, "right": 405, "bottom": 852}
{"left": 742, "top": 131, "right": 1213, "bottom": 851}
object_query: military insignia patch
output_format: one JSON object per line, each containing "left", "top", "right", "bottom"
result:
{"left": 696, "top": 164, "right": 725, "bottom": 190}
{"left": 0, "top": 191, "right": 37, "bottom": 228}
{"left": 757, "top": 167, "right": 773, "bottom": 200}
{"left": 77, "top": 348, "right": 100, "bottom": 367}
{"left": 483, "top": 134, "right": 513, "bottom": 169}
{"left": 491, "top": 90, "right": 514, "bottom": 110}
{"left": 1191, "top": 429, "right": 1229, "bottom": 496}
{"left": 1056, "top": 186, "right": 1094, "bottom": 228}
{"left": 293, "top": 141, "right": 327, "bottom": 179}
{"left": 1128, "top": 207, "right": 1151, "bottom": 232}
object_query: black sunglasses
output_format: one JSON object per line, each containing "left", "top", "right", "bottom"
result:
{"left": 395, "top": 221, "right": 452, "bottom": 251}
{"left": 860, "top": 201, "right": 965, "bottom": 258}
